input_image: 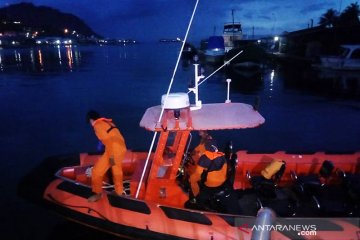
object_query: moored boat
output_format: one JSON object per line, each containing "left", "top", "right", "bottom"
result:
{"left": 225, "top": 41, "right": 269, "bottom": 80}
{"left": 222, "top": 9, "right": 243, "bottom": 53}
{"left": 313, "top": 44, "right": 360, "bottom": 71}
{"left": 203, "top": 36, "right": 225, "bottom": 64}
{"left": 223, "top": 22, "right": 242, "bottom": 53}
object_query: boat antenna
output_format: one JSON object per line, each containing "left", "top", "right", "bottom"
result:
{"left": 232, "top": 9, "right": 235, "bottom": 39}
{"left": 135, "top": 0, "right": 200, "bottom": 199}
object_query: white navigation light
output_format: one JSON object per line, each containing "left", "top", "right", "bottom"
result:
{"left": 161, "top": 93, "right": 190, "bottom": 109}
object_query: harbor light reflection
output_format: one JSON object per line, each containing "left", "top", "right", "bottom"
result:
{"left": 0, "top": 54, "right": 3, "bottom": 72}
{"left": 38, "top": 49, "right": 44, "bottom": 71}
{"left": 66, "top": 45, "right": 73, "bottom": 70}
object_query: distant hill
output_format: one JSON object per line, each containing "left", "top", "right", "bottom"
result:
{"left": 0, "top": 2, "right": 100, "bottom": 38}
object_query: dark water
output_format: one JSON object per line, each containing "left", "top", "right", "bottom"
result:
{"left": 1, "top": 43, "right": 360, "bottom": 239}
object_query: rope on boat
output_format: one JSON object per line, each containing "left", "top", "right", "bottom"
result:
{"left": 197, "top": 50, "right": 244, "bottom": 87}
{"left": 102, "top": 180, "right": 131, "bottom": 193}
{"left": 47, "top": 194, "right": 110, "bottom": 221}
{"left": 135, "top": 0, "right": 200, "bottom": 198}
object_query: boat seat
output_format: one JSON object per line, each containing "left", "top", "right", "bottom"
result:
{"left": 247, "top": 159, "right": 286, "bottom": 197}
{"left": 292, "top": 161, "right": 356, "bottom": 217}
{"left": 246, "top": 160, "right": 296, "bottom": 217}
{"left": 207, "top": 184, "right": 241, "bottom": 214}
{"left": 335, "top": 169, "right": 360, "bottom": 216}
{"left": 314, "top": 184, "right": 354, "bottom": 217}
{"left": 292, "top": 160, "right": 334, "bottom": 198}
{"left": 186, "top": 140, "right": 240, "bottom": 214}
{"left": 337, "top": 170, "right": 360, "bottom": 200}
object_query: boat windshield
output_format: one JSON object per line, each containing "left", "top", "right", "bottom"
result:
{"left": 350, "top": 48, "right": 360, "bottom": 59}
{"left": 340, "top": 47, "right": 350, "bottom": 57}
{"left": 224, "top": 23, "right": 241, "bottom": 33}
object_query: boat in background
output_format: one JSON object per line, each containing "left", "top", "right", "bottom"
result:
{"left": 223, "top": 9, "right": 242, "bottom": 53}
{"left": 202, "top": 35, "right": 225, "bottom": 64}
{"left": 223, "top": 22, "right": 243, "bottom": 52}
{"left": 313, "top": 44, "right": 360, "bottom": 71}
{"left": 225, "top": 41, "right": 269, "bottom": 79}
{"left": 200, "top": 10, "right": 243, "bottom": 64}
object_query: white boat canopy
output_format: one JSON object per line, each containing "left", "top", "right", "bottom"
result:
{"left": 140, "top": 102, "right": 265, "bottom": 131}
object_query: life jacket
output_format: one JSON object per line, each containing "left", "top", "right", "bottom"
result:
{"left": 198, "top": 151, "right": 227, "bottom": 188}
{"left": 93, "top": 117, "right": 118, "bottom": 133}
{"left": 93, "top": 118, "right": 125, "bottom": 146}
{"left": 261, "top": 159, "right": 285, "bottom": 180}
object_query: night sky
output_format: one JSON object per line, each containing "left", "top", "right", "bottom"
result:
{"left": 1, "top": 0, "right": 356, "bottom": 42}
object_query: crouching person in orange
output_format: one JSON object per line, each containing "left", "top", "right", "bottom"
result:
{"left": 86, "top": 110, "right": 127, "bottom": 202}
{"left": 191, "top": 130, "right": 212, "bottom": 162}
{"left": 189, "top": 139, "right": 228, "bottom": 207}
{"left": 188, "top": 138, "right": 241, "bottom": 214}
{"left": 186, "top": 130, "right": 212, "bottom": 175}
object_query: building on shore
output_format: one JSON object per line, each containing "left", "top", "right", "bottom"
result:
{"left": 275, "top": 24, "right": 360, "bottom": 63}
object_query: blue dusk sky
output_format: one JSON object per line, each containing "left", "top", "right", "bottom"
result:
{"left": 1, "top": 0, "right": 357, "bottom": 42}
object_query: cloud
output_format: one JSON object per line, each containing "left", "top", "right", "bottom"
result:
{"left": 300, "top": 2, "right": 333, "bottom": 15}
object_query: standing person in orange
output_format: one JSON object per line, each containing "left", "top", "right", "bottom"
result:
{"left": 86, "top": 110, "right": 127, "bottom": 202}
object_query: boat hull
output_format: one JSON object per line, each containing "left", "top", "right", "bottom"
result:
{"left": 44, "top": 178, "right": 249, "bottom": 240}
{"left": 34, "top": 150, "right": 360, "bottom": 239}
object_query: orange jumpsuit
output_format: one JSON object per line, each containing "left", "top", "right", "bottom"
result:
{"left": 91, "top": 117, "right": 127, "bottom": 195}
{"left": 189, "top": 151, "right": 227, "bottom": 196}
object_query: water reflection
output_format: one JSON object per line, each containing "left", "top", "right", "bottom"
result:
{"left": 38, "top": 49, "right": 43, "bottom": 71}
{"left": 0, "top": 45, "right": 82, "bottom": 73}
{"left": 66, "top": 46, "right": 73, "bottom": 70}
{"left": 263, "top": 68, "right": 277, "bottom": 99}
{"left": 315, "top": 69, "right": 360, "bottom": 97}
{"left": 57, "top": 46, "right": 62, "bottom": 66}
{"left": 0, "top": 54, "right": 3, "bottom": 71}
{"left": 275, "top": 61, "right": 360, "bottom": 99}
{"left": 1, "top": 44, "right": 359, "bottom": 99}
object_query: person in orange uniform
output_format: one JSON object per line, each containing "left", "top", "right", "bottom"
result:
{"left": 87, "top": 110, "right": 127, "bottom": 202}
{"left": 189, "top": 138, "right": 227, "bottom": 205}
{"left": 187, "top": 130, "right": 212, "bottom": 175}
{"left": 191, "top": 131, "right": 211, "bottom": 161}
